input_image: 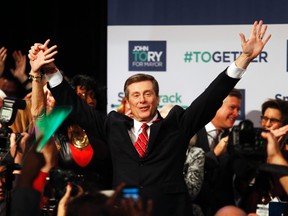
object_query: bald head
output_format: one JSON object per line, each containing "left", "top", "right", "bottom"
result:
{"left": 215, "top": 206, "right": 247, "bottom": 216}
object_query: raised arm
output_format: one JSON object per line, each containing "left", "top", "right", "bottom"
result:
{"left": 30, "top": 71, "right": 46, "bottom": 119}
{"left": 29, "top": 39, "right": 58, "bottom": 117}
{"left": 235, "top": 20, "right": 271, "bottom": 69}
{"left": 10, "top": 50, "right": 32, "bottom": 91}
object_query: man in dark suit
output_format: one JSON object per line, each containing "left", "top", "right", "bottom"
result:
{"left": 193, "top": 88, "right": 243, "bottom": 216}
{"left": 28, "top": 20, "right": 270, "bottom": 215}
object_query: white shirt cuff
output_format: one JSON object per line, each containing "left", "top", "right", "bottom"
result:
{"left": 45, "top": 69, "right": 63, "bottom": 88}
{"left": 226, "top": 62, "right": 246, "bottom": 79}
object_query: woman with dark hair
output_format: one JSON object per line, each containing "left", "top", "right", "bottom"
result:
{"left": 239, "top": 98, "right": 288, "bottom": 214}
{"left": 69, "top": 74, "right": 107, "bottom": 115}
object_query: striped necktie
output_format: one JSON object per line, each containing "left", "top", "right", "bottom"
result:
{"left": 134, "top": 123, "right": 149, "bottom": 157}
{"left": 207, "top": 129, "right": 221, "bottom": 149}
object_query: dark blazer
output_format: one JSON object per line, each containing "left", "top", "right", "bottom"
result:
{"left": 194, "top": 127, "right": 236, "bottom": 216}
{"left": 11, "top": 188, "right": 41, "bottom": 216}
{"left": 49, "top": 69, "right": 240, "bottom": 216}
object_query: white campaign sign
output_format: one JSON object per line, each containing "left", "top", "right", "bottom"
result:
{"left": 108, "top": 24, "right": 288, "bottom": 127}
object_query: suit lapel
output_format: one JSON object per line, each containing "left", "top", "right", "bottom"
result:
{"left": 124, "top": 115, "right": 134, "bottom": 129}
{"left": 146, "top": 114, "right": 163, "bottom": 155}
{"left": 123, "top": 112, "right": 163, "bottom": 158}
{"left": 197, "top": 128, "right": 211, "bottom": 152}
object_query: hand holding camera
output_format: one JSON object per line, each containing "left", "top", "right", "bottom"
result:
{"left": 9, "top": 132, "right": 30, "bottom": 173}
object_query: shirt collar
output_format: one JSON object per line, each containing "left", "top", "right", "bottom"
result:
{"left": 133, "top": 113, "right": 159, "bottom": 132}
{"left": 205, "top": 122, "right": 217, "bottom": 133}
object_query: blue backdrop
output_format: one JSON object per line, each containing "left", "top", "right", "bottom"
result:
{"left": 108, "top": 0, "right": 288, "bottom": 25}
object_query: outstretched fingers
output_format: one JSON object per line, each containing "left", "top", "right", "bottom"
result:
{"left": 39, "top": 39, "right": 51, "bottom": 51}
{"left": 28, "top": 39, "right": 54, "bottom": 60}
{"left": 262, "top": 33, "right": 272, "bottom": 46}
{"left": 257, "top": 21, "right": 271, "bottom": 45}
{"left": 249, "top": 20, "right": 259, "bottom": 40}
{"left": 256, "top": 20, "right": 263, "bottom": 39}
{"left": 254, "top": 20, "right": 271, "bottom": 43}
{"left": 43, "top": 45, "right": 58, "bottom": 63}
{"left": 239, "top": 32, "right": 246, "bottom": 45}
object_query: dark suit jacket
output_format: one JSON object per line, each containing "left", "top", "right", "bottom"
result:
{"left": 11, "top": 188, "right": 41, "bottom": 216}
{"left": 49, "top": 69, "right": 239, "bottom": 216}
{"left": 194, "top": 127, "right": 236, "bottom": 216}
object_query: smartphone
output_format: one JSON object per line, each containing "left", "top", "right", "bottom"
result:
{"left": 121, "top": 187, "right": 139, "bottom": 200}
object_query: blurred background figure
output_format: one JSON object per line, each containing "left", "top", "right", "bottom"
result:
{"left": 117, "top": 96, "right": 133, "bottom": 118}
{"left": 0, "top": 46, "right": 31, "bottom": 99}
{"left": 215, "top": 205, "right": 248, "bottom": 216}
{"left": 0, "top": 90, "right": 6, "bottom": 108}
{"left": 0, "top": 165, "right": 7, "bottom": 215}
{"left": 0, "top": 132, "right": 32, "bottom": 216}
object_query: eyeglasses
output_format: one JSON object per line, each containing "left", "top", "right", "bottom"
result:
{"left": 261, "top": 116, "right": 281, "bottom": 124}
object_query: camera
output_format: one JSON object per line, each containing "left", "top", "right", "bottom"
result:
{"left": 0, "top": 97, "right": 26, "bottom": 159}
{"left": 48, "top": 168, "right": 85, "bottom": 200}
{"left": 0, "top": 97, "right": 26, "bottom": 126}
{"left": 228, "top": 119, "right": 268, "bottom": 160}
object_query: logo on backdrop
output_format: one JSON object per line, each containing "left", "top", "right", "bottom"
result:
{"left": 183, "top": 51, "right": 268, "bottom": 63}
{"left": 110, "top": 89, "right": 247, "bottom": 115}
{"left": 129, "top": 41, "right": 166, "bottom": 71}
{"left": 275, "top": 93, "right": 288, "bottom": 101}
{"left": 111, "top": 91, "right": 184, "bottom": 110}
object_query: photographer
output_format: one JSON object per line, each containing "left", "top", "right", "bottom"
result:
{"left": 264, "top": 131, "right": 288, "bottom": 193}
{"left": 0, "top": 132, "right": 30, "bottom": 216}
{"left": 0, "top": 96, "right": 57, "bottom": 215}
{"left": 216, "top": 131, "right": 288, "bottom": 216}
{"left": 237, "top": 99, "right": 288, "bottom": 214}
